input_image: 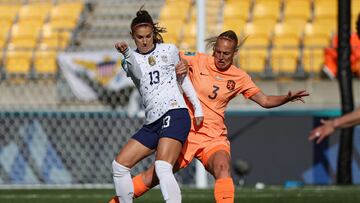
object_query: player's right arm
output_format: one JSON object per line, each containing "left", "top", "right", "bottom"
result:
{"left": 115, "top": 42, "right": 142, "bottom": 80}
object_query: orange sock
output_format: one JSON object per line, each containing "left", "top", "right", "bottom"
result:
{"left": 214, "top": 178, "right": 234, "bottom": 203}
{"left": 108, "top": 174, "right": 150, "bottom": 203}
{"left": 133, "top": 174, "right": 150, "bottom": 198}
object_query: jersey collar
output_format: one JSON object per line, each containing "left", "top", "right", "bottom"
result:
{"left": 136, "top": 43, "right": 157, "bottom": 55}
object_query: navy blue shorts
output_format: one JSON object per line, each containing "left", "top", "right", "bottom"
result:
{"left": 132, "top": 108, "right": 191, "bottom": 150}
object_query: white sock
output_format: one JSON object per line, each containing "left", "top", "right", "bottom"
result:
{"left": 112, "top": 160, "right": 133, "bottom": 203}
{"left": 155, "top": 160, "right": 181, "bottom": 203}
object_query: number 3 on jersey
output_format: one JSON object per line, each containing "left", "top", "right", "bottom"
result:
{"left": 162, "top": 116, "right": 171, "bottom": 128}
{"left": 149, "top": 71, "right": 160, "bottom": 85}
{"left": 208, "top": 85, "right": 219, "bottom": 99}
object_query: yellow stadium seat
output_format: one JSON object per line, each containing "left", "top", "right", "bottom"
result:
{"left": 18, "top": 3, "right": 52, "bottom": 23}
{"left": 162, "top": 32, "right": 179, "bottom": 45}
{"left": 223, "top": 1, "right": 250, "bottom": 21}
{"left": 159, "top": 19, "right": 184, "bottom": 36}
{"left": 50, "top": 18, "right": 78, "bottom": 30}
{"left": 252, "top": 1, "right": 280, "bottom": 21}
{"left": 159, "top": 3, "right": 189, "bottom": 21}
{"left": 353, "top": 0, "right": 360, "bottom": 13}
{"left": 242, "top": 36, "right": 269, "bottom": 49}
{"left": 180, "top": 37, "right": 196, "bottom": 51}
{"left": 302, "top": 48, "right": 324, "bottom": 73}
{"left": 303, "top": 23, "right": 332, "bottom": 48}
{"left": 283, "top": 0, "right": 311, "bottom": 21}
{"left": 0, "top": 0, "right": 23, "bottom": 4}
{"left": 271, "top": 48, "right": 299, "bottom": 74}
{"left": 239, "top": 48, "right": 268, "bottom": 73}
{"left": 226, "top": 0, "right": 251, "bottom": 3}
{"left": 303, "top": 37, "right": 330, "bottom": 48}
{"left": 5, "top": 50, "right": 33, "bottom": 75}
{"left": 182, "top": 21, "right": 196, "bottom": 40}
{"left": 56, "top": 0, "right": 83, "bottom": 3}
{"left": 27, "top": 0, "right": 53, "bottom": 3}
{"left": 180, "top": 21, "right": 196, "bottom": 50}
{"left": 34, "top": 50, "right": 58, "bottom": 75}
{"left": 252, "top": 18, "right": 278, "bottom": 32}
{"left": 282, "top": 18, "right": 308, "bottom": 31}
{"left": 312, "top": 18, "right": 337, "bottom": 34}
{"left": 39, "top": 23, "right": 71, "bottom": 50}
{"left": 352, "top": 16, "right": 359, "bottom": 33}
{"left": 8, "top": 23, "right": 42, "bottom": 50}
{"left": 0, "top": 21, "right": 11, "bottom": 49}
{"left": 222, "top": 18, "right": 246, "bottom": 35}
{"left": 314, "top": 3, "right": 337, "bottom": 20}
{"left": 272, "top": 23, "right": 302, "bottom": 48}
{"left": 49, "top": 2, "right": 83, "bottom": 22}
{"left": 256, "top": 0, "right": 281, "bottom": 3}
{"left": 243, "top": 22, "right": 274, "bottom": 39}
{"left": 0, "top": 5, "right": 21, "bottom": 23}
{"left": 313, "top": 0, "right": 337, "bottom": 6}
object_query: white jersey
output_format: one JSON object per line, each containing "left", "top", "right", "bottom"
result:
{"left": 122, "top": 43, "right": 202, "bottom": 124}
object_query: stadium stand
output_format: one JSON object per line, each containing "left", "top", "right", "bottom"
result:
{"left": 4, "top": 50, "right": 33, "bottom": 75}
{"left": 302, "top": 47, "right": 324, "bottom": 74}
{"left": 283, "top": 0, "right": 311, "bottom": 22}
{"left": 272, "top": 23, "right": 302, "bottom": 48}
{"left": 239, "top": 48, "right": 268, "bottom": 74}
{"left": 0, "top": 0, "right": 357, "bottom": 81}
{"left": 0, "top": 0, "right": 85, "bottom": 79}
{"left": 271, "top": 47, "right": 299, "bottom": 75}
{"left": 33, "top": 49, "right": 58, "bottom": 76}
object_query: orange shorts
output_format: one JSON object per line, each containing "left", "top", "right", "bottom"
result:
{"left": 176, "top": 130, "right": 231, "bottom": 169}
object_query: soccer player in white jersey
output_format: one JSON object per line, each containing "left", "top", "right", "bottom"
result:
{"left": 111, "top": 8, "right": 203, "bottom": 203}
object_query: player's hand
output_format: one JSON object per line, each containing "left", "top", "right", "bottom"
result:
{"left": 115, "top": 42, "right": 128, "bottom": 54}
{"left": 286, "top": 90, "right": 309, "bottom": 103}
{"left": 194, "top": 116, "right": 204, "bottom": 127}
{"left": 175, "top": 59, "right": 188, "bottom": 83}
{"left": 308, "top": 119, "right": 336, "bottom": 144}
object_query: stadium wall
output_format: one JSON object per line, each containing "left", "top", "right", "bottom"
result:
{"left": 0, "top": 110, "right": 359, "bottom": 187}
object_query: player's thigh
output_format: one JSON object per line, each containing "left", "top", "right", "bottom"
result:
{"left": 115, "top": 138, "right": 154, "bottom": 168}
{"left": 156, "top": 137, "right": 183, "bottom": 165}
{"left": 205, "top": 150, "right": 232, "bottom": 178}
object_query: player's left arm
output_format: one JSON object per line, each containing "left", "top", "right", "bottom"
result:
{"left": 171, "top": 45, "right": 203, "bottom": 126}
{"left": 249, "top": 90, "right": 310, "bottom": 109}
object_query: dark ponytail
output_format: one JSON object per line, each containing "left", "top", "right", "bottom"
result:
{"left": 130, "top": 7, "right": 166, "bottom": 44}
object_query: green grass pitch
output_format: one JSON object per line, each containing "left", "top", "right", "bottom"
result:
{"left": 1, "top": 186, "right": 360, "bottom": 203}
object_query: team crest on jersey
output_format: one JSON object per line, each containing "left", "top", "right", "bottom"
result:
{"left": 161, "top": 55, "right": 168, "bottom": 63}
{"left": 227, "top": 80, "right": 236, "bottom": 91}
{"left": 148, "top": 56, "right": 156, "bottom": 66}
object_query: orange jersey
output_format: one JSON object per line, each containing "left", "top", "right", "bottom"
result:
{"left": 180, "top": 51, "right": 260, "bottom": 137}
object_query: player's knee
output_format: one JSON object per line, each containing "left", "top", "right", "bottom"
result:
{"left": 154, "top": 160, "right": 173, "bottom": 176}
{"left": 115, "top": 155, "right": 132, "bottom": 168}
{"left": 212, "top": 161, "right": 231, "bottom": 179}
{"left": 112, "top": 160, "right": 130, "bottom": 177}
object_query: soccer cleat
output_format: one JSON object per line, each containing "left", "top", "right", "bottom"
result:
{"left": 108, "top": 196, "right": 119, "bottom": 203}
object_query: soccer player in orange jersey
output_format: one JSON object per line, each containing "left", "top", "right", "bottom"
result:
{"left": 109, "top": 30, "right": 309, "bottom": 203}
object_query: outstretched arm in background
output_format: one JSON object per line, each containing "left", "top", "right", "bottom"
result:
{"left": 249, "top": 90, "right": 309, "bottom": 109}
{"left": 309, "top": 107, "right": 360, "bottom": 144}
